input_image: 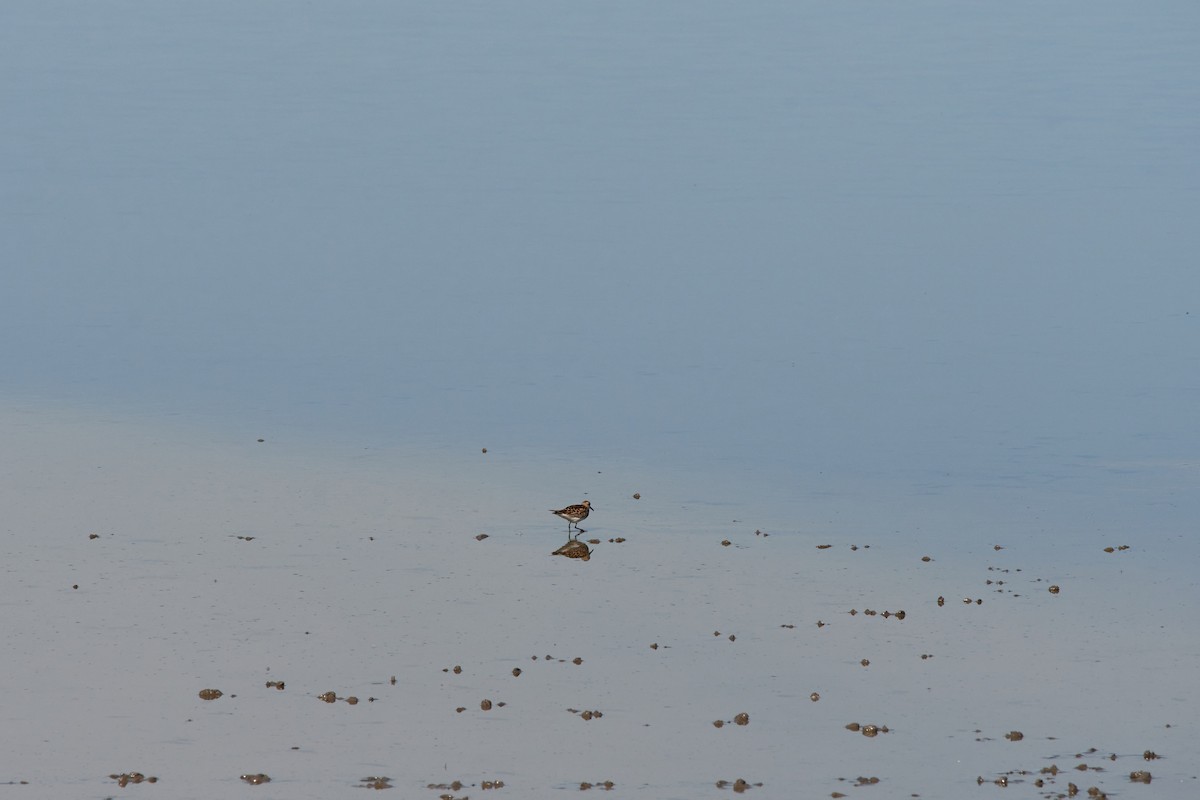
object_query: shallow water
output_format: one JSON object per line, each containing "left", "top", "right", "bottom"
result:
{"left": 3, "top": 405, "right": 1198, "bottom": 798}
{"left": 3, "top": 1, "right": 1199, "bottom": 797}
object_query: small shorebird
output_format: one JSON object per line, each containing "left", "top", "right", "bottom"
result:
{"left": 550, "top": 500, "right": 592, "bottom": 536}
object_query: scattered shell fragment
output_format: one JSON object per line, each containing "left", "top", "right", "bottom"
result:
{"left": 715, "top": 778, "right": 761, "bottom": 793}
{"left": 111, "top": 773, "right": 155, "bottom": 786}
{"left": 240, "top": 774, "right": 270, "bottom": 785}
{"left": 426, "top": 781, "right": 465, "bottom": 791}
{"left": 198, "top": 689, "right": 223, "bottom": 700}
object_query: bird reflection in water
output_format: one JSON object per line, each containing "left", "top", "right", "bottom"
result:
{"left": 551, "top": 538, "right": 592, "bottom": 561}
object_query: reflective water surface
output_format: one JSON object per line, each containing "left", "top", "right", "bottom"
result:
{"left": 2, "top": 2, "right": 1198, "bottom": 797}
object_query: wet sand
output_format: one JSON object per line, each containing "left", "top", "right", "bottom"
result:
{"left": 3, "top": 405, "right": 1198, "bottom": 798}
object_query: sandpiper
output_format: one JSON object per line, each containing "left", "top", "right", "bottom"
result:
{"left": 550, "top": 500, "right": 592, "bottom": 536}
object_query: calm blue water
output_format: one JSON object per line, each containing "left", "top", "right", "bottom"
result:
{"left": 3, "top": 1, "right": 1198, "bottom": 516}
{"left": 4, "top": 5, "right": 1200, "bottom": 797}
